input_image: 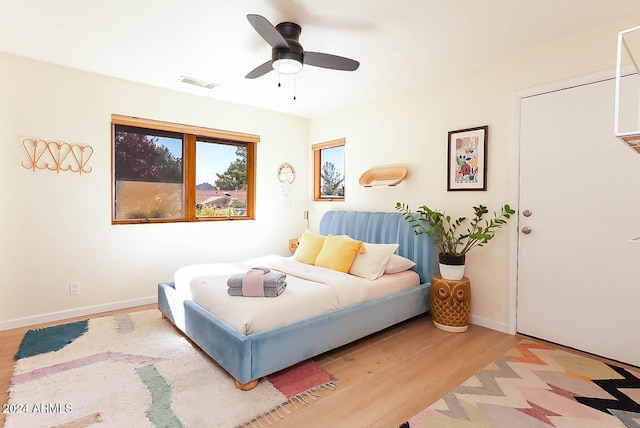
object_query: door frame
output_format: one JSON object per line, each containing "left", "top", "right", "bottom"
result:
{"left": 507, "top": 66, "right": 634, "bottom": 335}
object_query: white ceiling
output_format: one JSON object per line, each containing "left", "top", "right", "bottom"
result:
{"left": 1, "top": 0, "right": 639, "bottom": 118}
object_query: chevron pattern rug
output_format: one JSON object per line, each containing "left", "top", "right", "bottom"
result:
{"left": 401, "top": 340, "right": 640, "bottom": 427}
{"left": 5, "top": 310, "right": 336, "bottom": 428}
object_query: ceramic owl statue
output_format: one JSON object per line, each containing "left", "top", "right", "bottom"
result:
{"left": 431, "top": 276, "right": 471, "bottom": 332}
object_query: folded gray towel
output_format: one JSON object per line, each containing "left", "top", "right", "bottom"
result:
{"left": 227, "top": 270, "right": 286, "bottom": 289}
{"left": 227, "top": 283, "right": 287, "bottom": 297}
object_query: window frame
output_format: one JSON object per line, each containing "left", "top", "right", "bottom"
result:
{"left": 111, "top": 114, "right": 258, "bottom": 224}
{"left": 313, "top": 138, "right": 346, "bottom": 202}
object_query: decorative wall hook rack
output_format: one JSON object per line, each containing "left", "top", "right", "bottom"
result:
{"left": 21, "top": 138, "right": 94, "bottom": 174}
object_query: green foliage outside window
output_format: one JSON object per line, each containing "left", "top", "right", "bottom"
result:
{"left": 114, "top": 130, "right": 182, "bottom": 182}
{"left": 214, "top": 147, "right": 247, "bottom": 190}
{"left": 321, "top": 161, "right": 344, "bottom": 197}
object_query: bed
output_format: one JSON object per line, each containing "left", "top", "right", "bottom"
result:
{"left": 158, "top": 210, "right": 438, "bottom": 389}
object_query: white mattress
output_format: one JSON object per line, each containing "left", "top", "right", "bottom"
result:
{"left": 174, "top": 255, "right": 420, "bottom": 335}
{"left": 364, "top": 270, "right": 421, "bottom": 300}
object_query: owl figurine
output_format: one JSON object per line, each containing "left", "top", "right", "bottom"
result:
{"left": 431, "top": 275, "right": 471, "bottom": 332}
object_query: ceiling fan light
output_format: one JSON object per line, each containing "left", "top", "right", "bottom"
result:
{"left": 273, "top": 58, "right": 302, "bottom": 74}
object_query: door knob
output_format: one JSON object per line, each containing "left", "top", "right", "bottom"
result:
{"left": 521, "top": 226, "right": 532, "bottom": 234}
{"left": 523, "top": 209, "right": 532, "bottom": 217}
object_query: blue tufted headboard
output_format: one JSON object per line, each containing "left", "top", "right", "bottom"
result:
{"left": 319, "top": 211, "right": 438, "bottom": 284}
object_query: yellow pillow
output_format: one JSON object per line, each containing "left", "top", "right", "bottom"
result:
{"left": 293, "top": 230, "right": 326, "bottom": 265}
{"left": 315, "top": 235, "right": 365, "bottom": 273}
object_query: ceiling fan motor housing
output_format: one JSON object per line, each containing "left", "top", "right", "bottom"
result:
{"left": 272, "top": 43, "right": 303, "bottom": 64}
{"left": 272, "top": 22, "right": 304, "bottom": 65}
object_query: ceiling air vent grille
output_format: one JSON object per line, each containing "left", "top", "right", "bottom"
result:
{"left": 178, "top": 76, "right": 218, "bottom": 89}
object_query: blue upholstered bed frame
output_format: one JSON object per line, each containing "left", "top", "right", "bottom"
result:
{"left": 158, "top": 211, "right": 437, "bottom": 386}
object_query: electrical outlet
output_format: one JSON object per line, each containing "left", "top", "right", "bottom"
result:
{"left": 69, "top": 282, "right": 80, "bottom": 295}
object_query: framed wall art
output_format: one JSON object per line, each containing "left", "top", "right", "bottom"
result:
{"left": 447, "top": 125, "right": 488, "bottom": 191}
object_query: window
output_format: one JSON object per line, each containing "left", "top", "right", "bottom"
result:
{"left": 111, "top": 115, "right": 258, "bottom": 224}
{"left": 313, "top": 138, "right": 345, "bottom": 201}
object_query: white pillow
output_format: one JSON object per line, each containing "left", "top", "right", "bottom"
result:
{"left": 349, "top": 243, "right": 399, "bottom": 280}
{"left": 384, "top": 254, "right": 416, "bottom": 274}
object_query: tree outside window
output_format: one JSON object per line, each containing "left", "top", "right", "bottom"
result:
{"left": 195, "top": 141, "right": 248, "bottom": 218}
{"left": 313, "top": 138, "right": 345, "bottom": 201}
{"left": 113, "top": 126, "right": 184, "bottom": 220}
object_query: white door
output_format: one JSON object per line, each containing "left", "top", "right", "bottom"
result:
{"left": 517, "top": 75, "right": 640, "bottom": 366}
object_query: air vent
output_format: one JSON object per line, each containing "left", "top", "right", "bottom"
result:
{"left": 178, "top": 76, "right": 218, "bottom": 89}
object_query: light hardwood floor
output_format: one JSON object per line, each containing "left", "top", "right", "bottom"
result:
{"left": 1, "top": 305, "right": 635, "bottom": 427}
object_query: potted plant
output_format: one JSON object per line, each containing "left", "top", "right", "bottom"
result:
{"left": 395, "top": 202, "right": 515, "bottom": 280}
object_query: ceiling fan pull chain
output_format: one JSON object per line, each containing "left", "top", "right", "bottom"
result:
{"left": 293, "top": 76, "right": 297, "bottom": 100}
{"left": 278, "top": 53, "right": 282, "bottom": 87}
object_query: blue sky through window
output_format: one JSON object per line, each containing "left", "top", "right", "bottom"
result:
{"left": 157, "top": 137, "right": 239, "bottom": 186}
{"left": 322, "top": 145, "right": 345, "bottom": 177}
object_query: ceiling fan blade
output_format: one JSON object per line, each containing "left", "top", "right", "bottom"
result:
{"left": 245, "top": 60, "right": 273, "bottom": 79}
{"left": 247, "top": 14, "right": 289, "bottom": 49}
{"left": 304, "top": 52, "right": 360, "bottom": 71}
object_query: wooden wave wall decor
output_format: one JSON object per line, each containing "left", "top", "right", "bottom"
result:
{"left": 359, "top": 166, "right": 407, "bottom": 187}
{"left": 22, "top": 138, "right": 94, "bottom": 174}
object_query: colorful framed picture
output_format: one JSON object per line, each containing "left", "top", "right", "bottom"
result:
{"left": 447, "top": 125, "right": 488, "bottom": 191}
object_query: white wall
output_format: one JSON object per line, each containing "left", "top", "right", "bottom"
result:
{"left": 0, "top": 53, "right": 310, "bottom": 328}
{"left": 309, "top": 15, "right": 640, "bottom": 331}
{"left": 4, "top": 13, "right": 640, "bottom": 332}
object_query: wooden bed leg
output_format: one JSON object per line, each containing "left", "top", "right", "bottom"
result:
{"left": 235, "top": 378, "right": 259, "bottom": 391}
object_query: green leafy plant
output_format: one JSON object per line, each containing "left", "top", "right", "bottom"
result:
{"left": 395, "top": 202, "right": 515, "bottom": 256}
{"left": 128, "top": 209, "right": 147, "bottom": 219}
{"left": 196, "top": 202, "right": 238, "bottom": 218}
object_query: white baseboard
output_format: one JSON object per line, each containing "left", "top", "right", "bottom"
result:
{"left": 470, "top": 314, "right": 510, "bottom": 334}
{"left": 0, "top": 296, "right": 157, "bottom": 331}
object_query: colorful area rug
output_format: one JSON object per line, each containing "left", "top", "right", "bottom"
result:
{"left": 5, "top": 310, "right": 336, "bottom": 428}
{"left": 401, "top": 340, "right": 640, "bottom": 427}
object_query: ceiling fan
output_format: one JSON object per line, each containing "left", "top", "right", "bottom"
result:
{"left": 245, "top": 14, "right": 360, "bottom": 79}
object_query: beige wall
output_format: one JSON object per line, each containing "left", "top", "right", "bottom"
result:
{"left": 0, "top": 53, "right": 310, "bottom": 327}
{"left": 308, "top": 15, "right": 640, "bottom": 331}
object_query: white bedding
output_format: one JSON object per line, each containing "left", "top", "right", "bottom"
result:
{"left": 364, "top": 270, "right": 421, "bottom": 299}
{"left": 174, "top": 255, "right": 419, "bottom": 335}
